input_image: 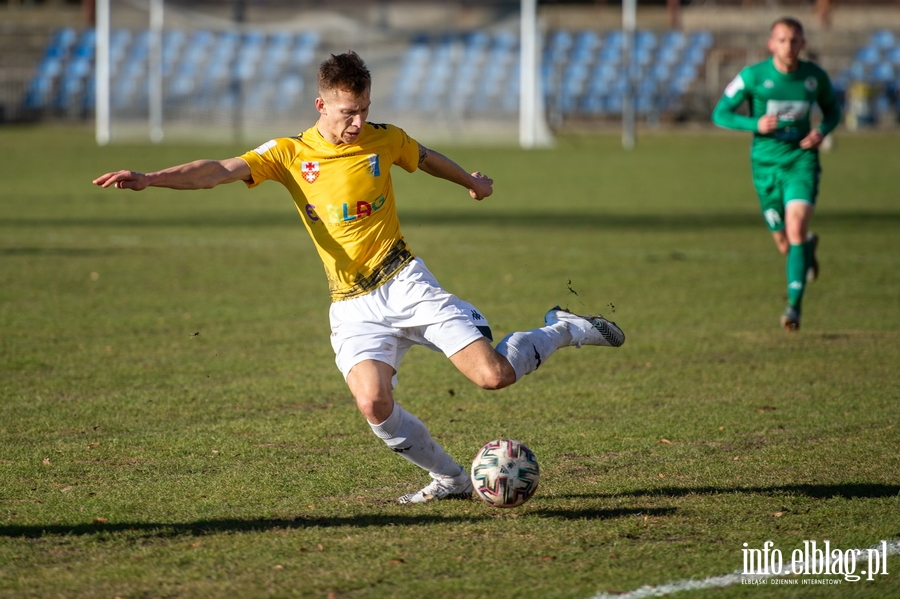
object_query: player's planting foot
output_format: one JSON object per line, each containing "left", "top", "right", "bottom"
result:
{"left": 780, "top": 305, "right": 801, "bottom": 331}
{"left": 398, "top": 471, "right": 472, "bottom": 504}
{"left": 544, "top": 306, "right": 625, "bottom": 348}
{"left": 806, "top": 231, "right": 819, "bottom": 283}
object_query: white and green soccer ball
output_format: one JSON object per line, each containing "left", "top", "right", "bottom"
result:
{"left": 471, "top": 439, "right": 540, "bottom": 508}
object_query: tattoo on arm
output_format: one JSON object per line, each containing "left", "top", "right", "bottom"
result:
{"left": 418, "top": 143, "right": 428, "bottom": 165}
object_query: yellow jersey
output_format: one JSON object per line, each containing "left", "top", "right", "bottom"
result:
{"left": 240, "top": 122, "right": 421, "bottom": 301}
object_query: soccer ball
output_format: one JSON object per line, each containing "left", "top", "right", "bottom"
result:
{"left": 471, "top": 439, "right": 540, "bottom": 508}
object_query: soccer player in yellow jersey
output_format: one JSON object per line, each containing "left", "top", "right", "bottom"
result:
{"left": 94, "top": 52, "right": 624, "bottom": 504}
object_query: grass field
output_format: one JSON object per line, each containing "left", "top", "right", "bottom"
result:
{"left": 1, "top": 125, "right": 898, "bottom": 598}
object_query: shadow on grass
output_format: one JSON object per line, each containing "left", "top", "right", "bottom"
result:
{"left": 559, "top": 482, "right": 900, "bottom": 501}
{"left": 534, "top": 506, "right": 676, "bottom": 520}
{"left": 0, "top": 247, "right": 133, "bottom": 256}
{"left": 0, "top": 506, "right": 672, "bottom": 539}
{"left": 3, "top": 210, "right": 900, "bottom": 231}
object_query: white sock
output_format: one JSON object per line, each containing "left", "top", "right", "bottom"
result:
{"left": 369, "top": 402, "right": 462, "bottom": 478}
{"left": 495, "top": 323, "right": 572, "bottom": 381}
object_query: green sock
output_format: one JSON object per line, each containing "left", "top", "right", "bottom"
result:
{"left": 786, "top": 242, "right": 809, "bottom": 311}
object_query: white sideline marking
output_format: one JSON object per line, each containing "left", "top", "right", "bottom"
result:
{"left": 589, "top": 540, "right": 900, "bottom": 599}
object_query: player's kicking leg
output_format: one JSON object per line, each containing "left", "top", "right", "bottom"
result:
{"left": 452, "top": 307, "right": 625, "bottom": 387}
{"left": 544, "top": 306, "right": 625, "bottom": 348}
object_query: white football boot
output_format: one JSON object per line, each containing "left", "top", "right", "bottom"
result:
{"left": 544, "top": 305, "right": 625, "bottom": 348}
{"left": 398, "top": 470, "right": 473, "bottom": 504}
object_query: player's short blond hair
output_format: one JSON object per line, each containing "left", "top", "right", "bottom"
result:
{"left": 771, "top": 17, "right": 804, "bottom": 37}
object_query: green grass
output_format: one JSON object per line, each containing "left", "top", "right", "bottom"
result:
{"left": 1, "top": 125, "right": 898, "bottom": 598}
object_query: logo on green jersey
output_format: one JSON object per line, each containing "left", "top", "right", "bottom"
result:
{"left": 766, "top": 100, "right": 810, "bottom": 122}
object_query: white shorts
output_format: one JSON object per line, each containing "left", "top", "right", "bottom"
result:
{"left": 329, "top": 258, "right": 491, "bottom": 385}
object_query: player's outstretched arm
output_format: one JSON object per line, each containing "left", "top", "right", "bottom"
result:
{"left": 417, "top": 144, "right": 493, "bottom": 200}
{"left": 93, "top": 157, "right": 251, "bottom": 191}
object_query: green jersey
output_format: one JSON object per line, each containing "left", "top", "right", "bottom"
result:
{"left": 712, "top": 57, "right": 841, "bottom": 165}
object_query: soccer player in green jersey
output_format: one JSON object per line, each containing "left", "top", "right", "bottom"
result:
{"left": 712, "top": 17, "right": 841, "bottom": 331}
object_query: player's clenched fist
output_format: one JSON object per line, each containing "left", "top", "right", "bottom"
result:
{"left": 468, "top": 171, "right": 493, "bottom": 201}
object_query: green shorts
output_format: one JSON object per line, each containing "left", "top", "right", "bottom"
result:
{"left": 751, "top": 159, "right": 821, "bottom": 232}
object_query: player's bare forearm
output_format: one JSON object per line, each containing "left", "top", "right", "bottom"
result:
{"left": 417, "top": 144, "right": 493, "bottom": 200}
{"left": 93, "top": 157, "right": 250, "bottom": 191}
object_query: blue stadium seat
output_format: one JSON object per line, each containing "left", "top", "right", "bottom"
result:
{"left": 635, "top": 91, "right": 655, "bottom": 115}
{"left": 109, "top": 29, "right": 132, "bottom": 68}
{"left": 886, "top": 46, "right": 900, "bottom": 65}
{"left": 465, "top": 30, "right": 491, "bottom": 50}
{"left": 657, "top": 43, "right": 682, "bottom": 69}
{"left": 81, "top": 76, "right": 95, "bottom": 110}
{"left": 660, "top": 30, "right": 686, "bottom": 52}
{"left": 650, "top": 62, "right": 671, "bottom": 83}
{"left": 546, "top": 30, "right": 572, "bottom": 65}
{"left": 682, "top": 45, "right": 707, "bottom": 66}
{"left": 855, "top": 46, "right": 881, "bottom": 65}
{"left": 48, "top": 27, "right": 77, "bottom": 58}
{"left": 636, "top": 30, "right": 657, "bottom": 51}
{"left": 169, "top": 72, "right": 194, "bottom": 97}
{"left": 605, "top": 93, "right": 623, "bottom": 114}
{"left": 274, "top": 76, "right": 303, "bottom": 110}
{"left": 605, "top": 30, "right": 624, "bottom": 49}
{"left": 580, "top": 93, "right": 607, "bottom": 115}
{"left": 74, "top": 29, "right": 96, "bottom": 59}
{"left": 574, "top": 30, "right": 600, "bottom": 53}
{"left": 845, "top": 61, "right": 868, "bottom": 81}
{"left": 689, "top": 30, "right": 713, "bottom": 51}
{"left": 870, "top": 30, "right": 896, "bottom": 50}
{"left": 635, "top": 45, "right": 654, "bottom": 67}
{"left": 23, "top": 76, "right": 53, "bottom": 109}
{"left": 54, "top": 73, "right": 84, "bottom": 110}
{"left": 871, "top": 62, "right": 895, "bottom": 84}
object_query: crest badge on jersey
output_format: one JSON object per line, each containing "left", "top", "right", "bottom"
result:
{"left": 805, "top": 77, "right": 818, "bottom": 92}
{"left": 301, "top": 161, "right": 320, "bottom": 183}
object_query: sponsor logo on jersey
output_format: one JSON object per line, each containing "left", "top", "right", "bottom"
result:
{"left": 301, "top": 161, "right": 320, "bottom": 183}
{"left": 367, "top": 154, "right": 381, "bottom": 177}
{"left": 766, "top": 100, "right": 810, "bottom": 122}
{"left": 304, "top": 195, "right": 387, "bottom": 224}
{"left": 253, "top": 139, "right": 276, "bottom": 155}
{"left": 724, "top": 75, "right": 744, "bottom": 98}
{"left": 805, "top": 76, "right": 818, "bottom": 92}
